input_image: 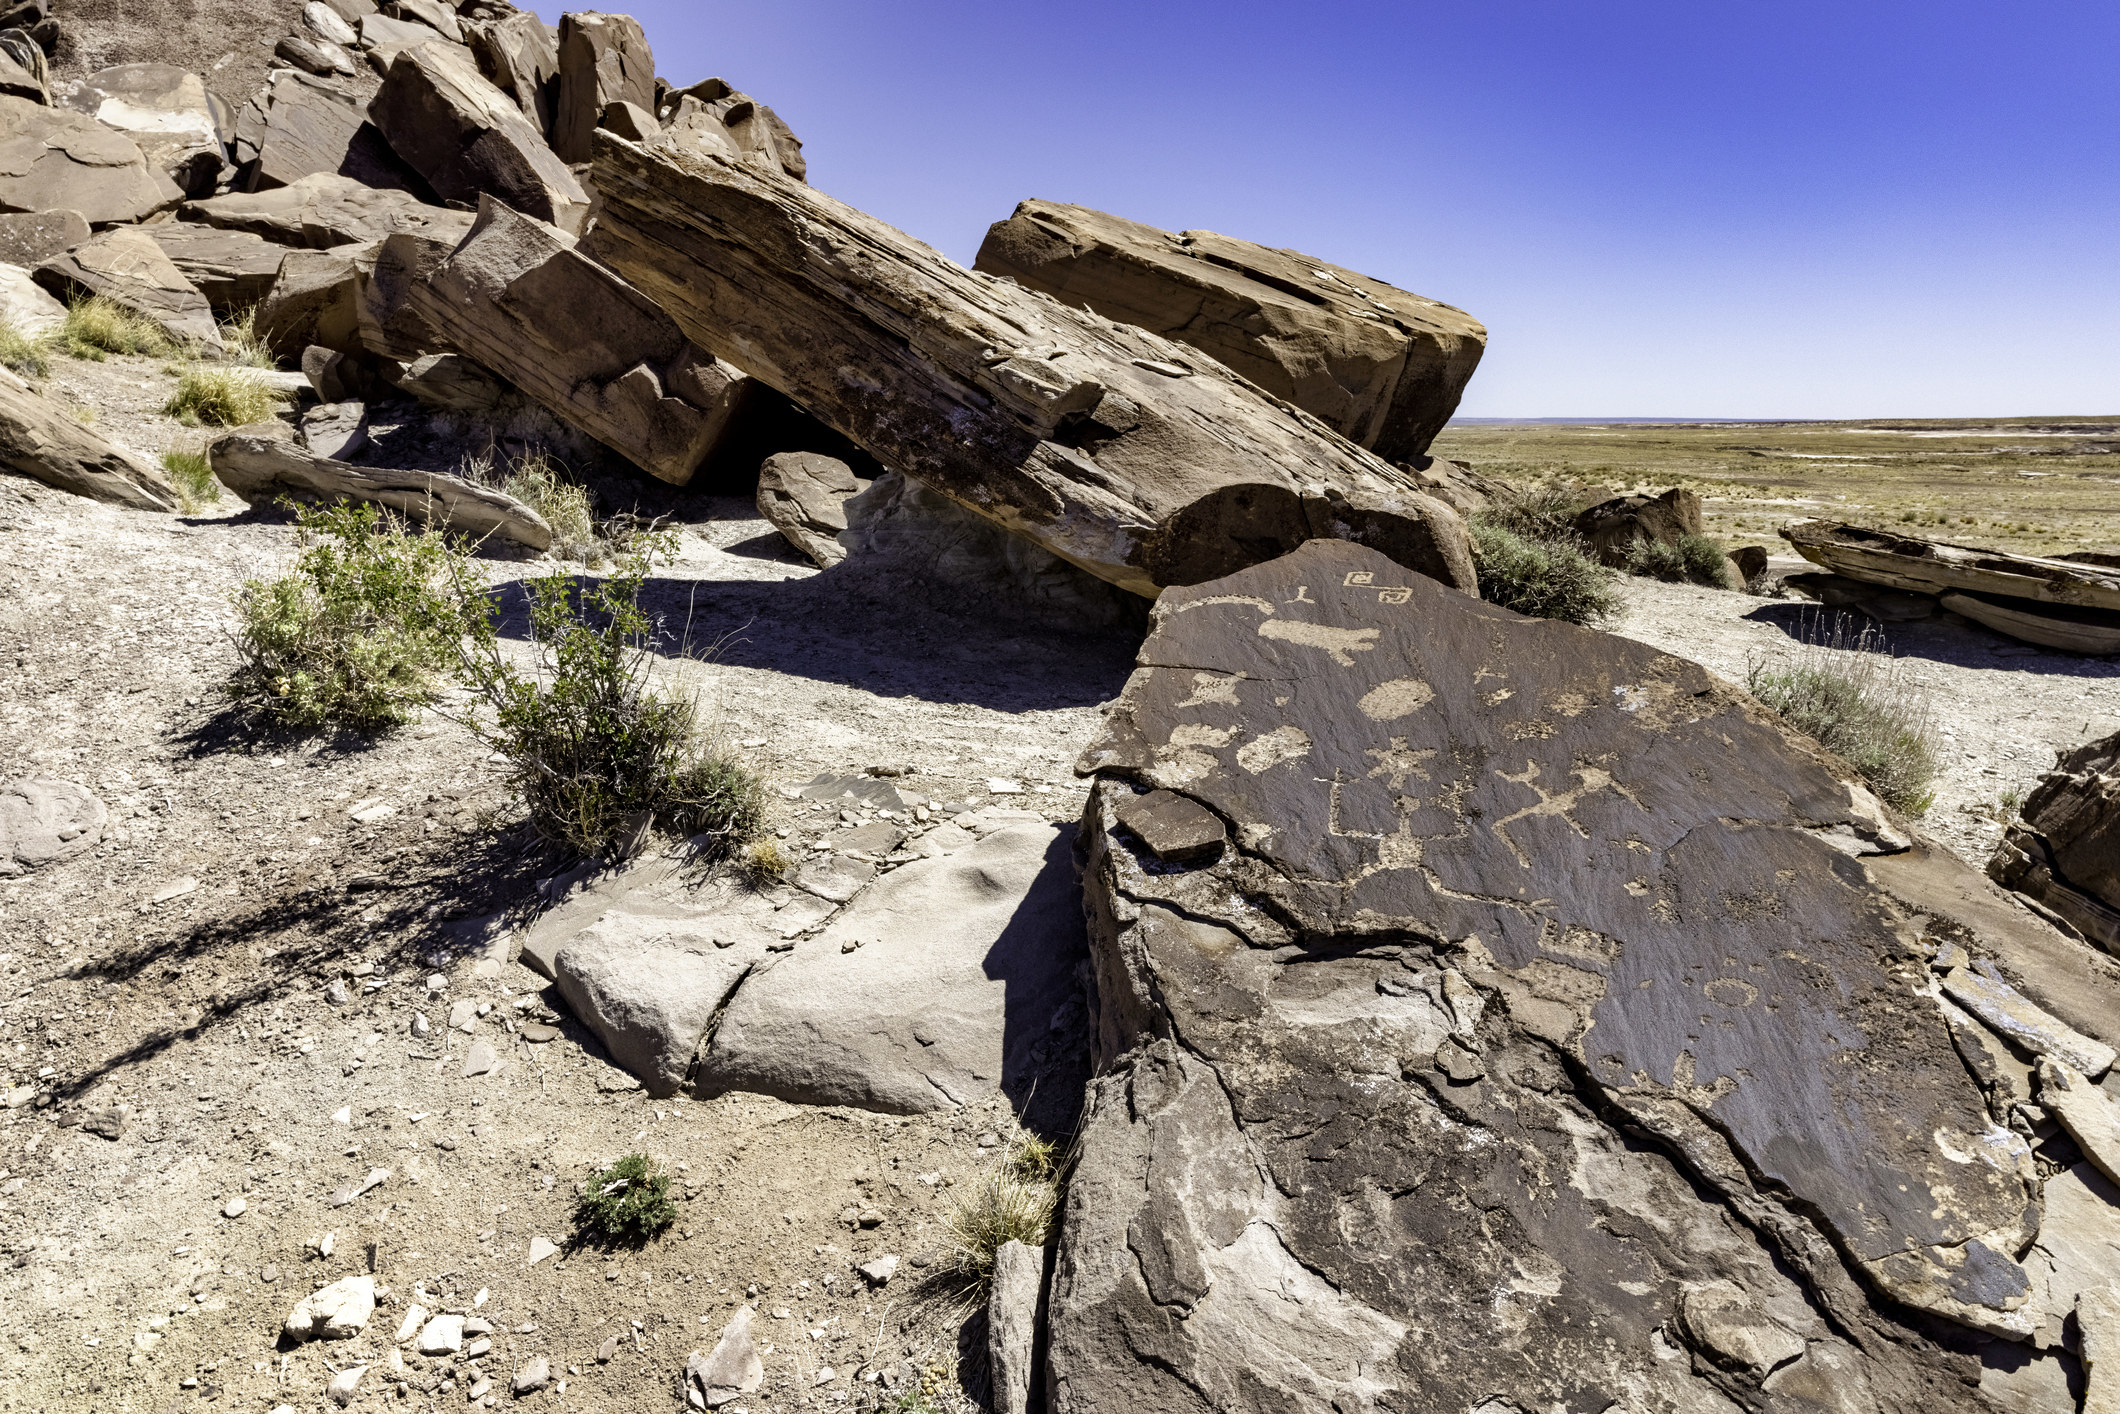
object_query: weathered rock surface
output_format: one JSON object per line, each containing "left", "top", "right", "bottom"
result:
{"left": 368, "top": 41, "right": 588, "bottom": 231}
{"left": 466, "top": 11, "right": 560, "bottom": 136}
{"left": 550, "top": 903, "right": 775, "bottom": 1098}
{"left": 0, "top": 31, "right": 45, "bottom": 106}
{"left": 586, "top": 134, "right": 1477, "bottom": 599}
{"left": 62, "top": 63, "right": 227, "bottom": 197}
{"left": 660, "top": 78, "right": 805, "bottom": 181}
{"left": 230, "top": 70, "right": 426, "bottom": 196}
{"left": 256, "top": 243, "right": 368, "bottom": 357}
{"left": 987, "top": 1239, "right": 1043, "bottom": 1414}
{"left": 356, "top": 227, "right": 456, "bottom": 358}
{"left": 209, "top": 426, "right": 552, "bottom": 548}
{"left": 553, "top": 10, "right": 653, "bottom": 164}
{"left": 1992, "top": 728, "right": 2120, "bottom": 952}
{"left": 0, "top": 365, "right": 176, "bottom": 511}
{"left": 687, "top": 1305, "right": 763, "bottom": 1408}
{"left": 405, "top": 197, "right": 749, "bottom": 485}
{"left": 145, "top": 225, "right": 286, "bottom": 311}
{"left": 1784, "top": 518, "right": 2120, "bottom": 613}
{"left": 695, "top": 823, "right": 1091, "bottom": 1126}
{"left": 186, "top": 171, "right": 474, "bottom": 250}
{"left": 976, "top": 200, "right": 1484, "bottom": 462}
{"left": 34, "top": 226, "right": 222, "bottom": 353}
{"left": 0, "top": 259, "right": 60, "bottom": 332}
{"left": 0, "top": 208, "right": 85, "bottom": 268}
{"left": 756, "top": 450, "right": 864, "bottom": 567}
{"left": 0, "top": 95, "right": 183, "bottom": 225}
{"left": 276, "top": 33, "right": 358, "bottom": 78}
{"left": 0, "top": 777, "right": 106, "bottom": 874}
{"left": 396, "top": 351, "right": 508, "bottom": 414}
{"left": 283, "top": 1274, "right": 374, "bottom": 1342}
{"left": 1050, "top": 536, "right": 2112, "bottom": 1409}
{"left": 1573, "top": 485, "right": 1704, "bottom": 566}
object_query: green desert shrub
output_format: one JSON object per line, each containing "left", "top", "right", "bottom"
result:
{"left": 63, "top": 295, "right": 169, "bottom": 359}
{"left": 227, "top": 501, "right": 460, "bottom": 729}
{"left": 1747, "top": 623, "right": 1941, "bottom": 814}
{"left": 1478, "top": 480, "right": 1583, "bottom": 541}
{"left": 161, "top": 449, "right": 218, "bottom": 512}
{"left": 1468, "top": 520, "right": 1620, "bottom": 626}
{"left": 575, "top": 1152, "right": 676, "bottom": 1244}
{"left": 454, "top": 544, "right": 766, "bottom": 861}
{"left": 0, "top": 319, "right": 53, "bottom": 376}
{"left": 165, "top": 365, "right": 284, "bottom": 426}
{"left": 1625, "top": 532, "right": 1733, "bottom": 589}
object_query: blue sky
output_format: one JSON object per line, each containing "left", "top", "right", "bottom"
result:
{"left": 530, "top": 2, "right": 2120, "bottom": 419}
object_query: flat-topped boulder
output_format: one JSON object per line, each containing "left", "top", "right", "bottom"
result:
{"left": 587, "top": 134, "right": 1476, "bottom": 599}
{"left": 35, "top": 227, "right": 222, "bottom": 353}
{"left": 0, "top": 95, "right": 183, "bottom": 226}
{"left": 976, "top": 199, "right": 1485, "bottom": 462}
{"left": 145, "top": 225, "right": 287, "bottom": 311}
{"left": 0, "top": 208, "right": 86, "bottom": 268}
{"left": 61, "top": 63, "right": 227, "bottom": 197}
{"left": 1052, "top": 536, "right": 2120, "bottom": 1407}
{"left": 185, "top": 171, "right": 474, "bottom": 250}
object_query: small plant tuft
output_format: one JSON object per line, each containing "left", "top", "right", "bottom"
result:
{"left": 1468, "top": 520, "right": 1621, "bottom": 626}
{"left": 737, "top": 837, "right": 792, "bottom": 886}
{"left": 574, "top": 1152, "right": 676, "bottom": 1244}
{"left": 227, "top": 500, "right": 461, "bottom": 730}
{"left": 1747, "top": 621, "right": 1942, "bottom": 815}
{"left": 453, "top": 544, "right": 767, "bottom": 861}
{"left": 0, "top": 318, "right": 53, "bottom": 376}
{"left": 63, "top": 295, "right": 170, "bottom": 360}
{"left": 165, "top": 365, "right": 285, "bottom": 427}
{"left": 940, "top": 1133, "right": 1064, "bottom": 1295}
{"left": 463, "top": 448, "right": 601, "bottom": 562}
{"left": 161, "top": 449, "right": 218, "bottom": 512}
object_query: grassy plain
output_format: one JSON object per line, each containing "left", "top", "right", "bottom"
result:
{"left": 1429, "top": 416, "right": 2120, "bottom": 557}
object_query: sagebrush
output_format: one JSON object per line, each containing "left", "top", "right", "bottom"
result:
{"left": 453, "top": 543, "right": 766, "bottom": 861}
{"left": 227, "top": 501, "right": 460, "bottom": 729}
{"left": 1747, "top": 621, "right": 1941, "bottom": 814}
{"left": 575, "top": 1152, "right": 676, "bottom": 1244}
{"left": 1468, "top": 519, "right": 1620, "bottom": 626}
{"left": 1625, "top": 532, "right": 1732, "bottom": 589}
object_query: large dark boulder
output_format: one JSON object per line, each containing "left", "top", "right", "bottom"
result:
{"left": 1992, "top": 729, "right": 2120, "bottom": 952}
{"left": 1572, "top": 485, "right": 1704, "bottom": 566}
{"left": 1055, "top": 536, "right": 2120, "bottom": 1408}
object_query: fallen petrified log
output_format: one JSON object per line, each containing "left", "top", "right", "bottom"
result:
{"left": 404, "top": 197, "right": 751, "bottom": 486}
{"left": 1940, "top": 591, "right": 2120, "bottom": 654}
{"left": 1992, "top": 728, "right": 2120, "bottom": 952}
{"left": 975, "top": 199, "right": 1483, "bottom": 462}
{"left": 0, "top": 366, "right": 174, "bottom": 510}
{"left": 1054, "top": 536, "right": 2120, "bottom": 1407}
{"left": 586, "top": 134, "right": 1476, "bottom": 598}
{"left": 1784, "top": 518, "right": 2120, "bottom": 612}
{"left": 209, "top": 425, "right": 551, "bottom": 548}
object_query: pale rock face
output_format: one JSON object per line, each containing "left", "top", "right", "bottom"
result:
{"left": 284, "top": 1275, "right": 375, "bottom": 1342}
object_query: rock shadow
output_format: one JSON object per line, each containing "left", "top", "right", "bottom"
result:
{"left": 984, "top": 823, "right": 1096, "bottom": 1142}
{"left": 1741, "top": 600, "right": 2120, "bottom": 678}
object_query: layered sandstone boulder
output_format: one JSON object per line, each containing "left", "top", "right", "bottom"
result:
{"left": 1992, "top": 729, "right": 2120, "bottom": 952}
{"left": 0, "top": 96, "right": 183, "bottom": 225}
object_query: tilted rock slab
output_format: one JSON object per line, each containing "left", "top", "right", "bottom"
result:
{"left": 1053, "top": 537, "right": 2079, "bottom": 1411}
{"left": 209, "top": 426, "right": 551, "bottom": 548}
{"left": 1991, "top": 727, "right": 2120, "bottom": 953}
{"left": 230, "top": 69, "right": 425, "bottom": 196}
{"left": 36, "top": 227, "right": 223, "bottom": 354}
{"left": 404, "top": 197, "right": 750, "bottom": 486}
{"left": 466, "top": 11, "right": 560, "bottom": 136}
{"left": 552, "top": 10, "right": 654, "bottom": 164}
{"left": 257, "top": 242, "right": 371, "bottom": 358}
{"left": 976, "top": 199, "right": 1485, "bottom": 463}
{"left": 368, "top": 42, "right": 588, "bottom": 232}
{"left": 146, "top": 225, "right": 287, "bottom": 311}
{"left": 186, "top": 171, "right": 474, "bottom": 250}
{"left": 0, "top": 95, "right": 183, "bottom": 225}
{"left": 0, "top": 365, "right": 175, "bottom": 511}
{"left": 585, "top": 134, "right": 1476, "bottom": 599}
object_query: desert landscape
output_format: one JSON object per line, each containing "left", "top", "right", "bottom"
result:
{"left": 0, "top": 4, "right": 2117, "bottom": 1414}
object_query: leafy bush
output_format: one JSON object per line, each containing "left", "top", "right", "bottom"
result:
{"left": 217, "top": 306, "right": 278, "bottom": 370}
{"left": 1468, "top": 520, "right": 1620, "bottom": 626}
{"left": 161, "top": 449, "right": 218, "bottom": 512}
{"left": 63, "top": 295, "right": 169, "bottom": 359}
{"left": 166, "top": 365, "right": 284, "bottom": 426}
{"left": 575, "top": 1152, "right": 676, "bottom": 1244}
{"left": 1625, "top": 532, "right": 1732, "bottom": 589}
{"left": 0, "top": 319, "right": 53, "bottom": 376}
{"left": 1747, "top": 622, "right": 1941, "bottom": 814}
{"left": 227, "top": 501, "right": 460, "bottom": 729}
{"left": 454, "top": 546, "right": 766, "bottom": 861}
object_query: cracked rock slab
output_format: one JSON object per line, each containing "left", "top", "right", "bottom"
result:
{"left": 35, "top": 226, "right": 222, "bottom": 354}
{"left": 0, "top": 95, "right": 183, "bottom": 225}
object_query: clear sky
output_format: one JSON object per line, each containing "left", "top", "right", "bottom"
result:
{"left": 529, "top": 1, "right": 2120, "bottom": 419}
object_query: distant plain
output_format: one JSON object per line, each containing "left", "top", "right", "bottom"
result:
{"left": 1430, "top": 417, "right": 2120, "bottom": 557}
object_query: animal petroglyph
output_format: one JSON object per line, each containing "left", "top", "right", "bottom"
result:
{"left": 1490, "top": 759, "right": 1645, "bottom": 868}
{"left": 1235, "top": 725, "right": 1312, "bottom": 774}
{"left": 1257, "top": 618, "right": 1379, "bottom": 666}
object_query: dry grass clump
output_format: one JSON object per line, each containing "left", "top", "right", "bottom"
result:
{"left": 737, "top": 837, "right": 792, "bottom": 885}
{"left": 166, "top": 365, "right": 285, "bottom": 427}
{"left": 941, "top": 1133, "right": 1063, "bottom": 1295}
{"left": 1625, "top": 532, "right": 1733, "bottom": 589}
{"left": 63, "top": 295, "right": 170, "bottom": 360}
{"left": 217, "top": 306, "right": 279, "bottom": 370}
{"left": 161, "top": 449, "right": 218, "bottom": 513}
{"left": 0, "top": 319, "right": 54, "bottom": 376}
{"left": 1747, "top": 621, "right": 1941, "bottom": 814}
{"left": 463, "top": 448, "right": 600, "bottom": 562}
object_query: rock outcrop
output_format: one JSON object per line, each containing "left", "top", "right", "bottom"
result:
{"left": 229, "top": 69, "right": 426, "bottom": 195}
{"left": 466, "top": 11, "right": 560, "bottom": 137}
{"left": 660, "top": 78, "right": 805, "bottom": 181}
{"left": 586, "top": 135, "right": 1476, "bottom": 599}
{"left": 0, "top": 95, "right": 182, "bottom": 225}
{"left": 1992, "top": 729, "right": 2120, "bottom": 952}
{"left": 976, "top": 199, "right": 1485, "bottom": 462}
{"left": 0, "top": 209, "right": 87, "bottom": 268}
{"left": 367, "top": 41, "right": 589, "bottom": 231}
{"left": 0, "top": 365, "right": 176, "bottom": 510}
{"left": 185, "top": 171, "right": 474, "bottom": 250}
{"left": 256, "top": 243, "right": 368, "bottom": 357}
{"left": 35, "top": 227, "right": 223, "bottom": 353}
{"left": 1572, "top": 485, "right": 1704, "bottom": 566}
{"left": 1053, "top": 536, "right": 2113, "bottom": 1408}
{"left": 62, "top": 63, "right": 229, "bottom": 197}
{"left": 552, "top": 10, "right": 654, "bottom": 164}
{"left": 146, "top": 225, "right": 288, "bottom": 311}
{"left": 404, "top": 197, "right": 750, "bottom": 486}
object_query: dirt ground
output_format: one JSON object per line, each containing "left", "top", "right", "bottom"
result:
{"left": 2, "top": 367, "right": 2117, "bottom": 1414}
